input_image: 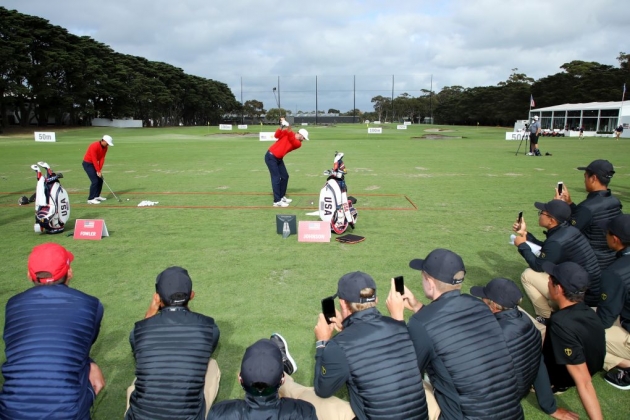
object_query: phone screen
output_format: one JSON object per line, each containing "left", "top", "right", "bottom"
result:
{"left": 518, "top": 211, "right": 523, "bottom": 223}
{"left": 321, "top": 297, "right": 336, "bottom": 324}
{"left": 394, "top": 276, "right": 405, "bottom": 294}
{"left": 557, "top": 182, "right": 563, "bottom": 194}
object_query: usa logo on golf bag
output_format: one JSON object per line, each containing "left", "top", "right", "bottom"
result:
{"left": 318, "top": 152, "right": 358, "bottom": 234}
{"left": 30, "top": 162, "right": 71, "bottom": 234}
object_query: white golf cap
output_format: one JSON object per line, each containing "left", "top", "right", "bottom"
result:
{"left": 533, "top": 116, "right": 539, "bottom": 120}
{"left": 298, "top": 128, "right": 309, "bottom": 141}
{"left": 102, "top": 135, "right": 114, "bottom": 146}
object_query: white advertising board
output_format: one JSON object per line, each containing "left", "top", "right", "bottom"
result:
{"left": 219, "top": 124, "right": 232, "bottom": 130}
{"left": 259, "top": 132, "right": 277, "bottom": 141}
{"left": 34, "top": 132, "right": 56, "bottom": 142}
{"left": 368, "top": 128, "right": 383, "bottom": 134}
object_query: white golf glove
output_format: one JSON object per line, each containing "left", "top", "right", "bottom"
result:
{"left": 281, "top": 120, "right": 290, "bottom": 127}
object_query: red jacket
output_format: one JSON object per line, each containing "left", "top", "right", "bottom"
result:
{"left": 269, "top": 128, "right": 301, "bottom": 159}
{"left": 83, "top": 141, "right": 108, "bottom": 172}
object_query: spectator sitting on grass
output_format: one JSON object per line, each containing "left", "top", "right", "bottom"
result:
{"left": 0, "top": 243, "right": 105, "bottom": 420}
{"left": 207, "top": 338, "right": 317, "bottom": 419}
{"left": 125, "top": 266, "right": 221, "bottom": 420}
{"left": 513, "top": 199, "right": 601, "bottom": 326}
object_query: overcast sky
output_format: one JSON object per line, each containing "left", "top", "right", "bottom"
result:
{"left": 4, "top": 0, "right": 628, "bottom": 113}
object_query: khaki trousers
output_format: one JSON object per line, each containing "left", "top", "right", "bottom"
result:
{"left": 604, "top": 318, "right": 630, "bottom": 371}
{"left": 279, "top": 374, "right": 441, "bottom": 420}
{"left": 125, "top": 358, "right": 221, "bottom": 418}
{"left": 521, "top": 268, "right": 555, "bottom": 318}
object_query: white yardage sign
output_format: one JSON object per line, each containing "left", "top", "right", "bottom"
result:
{"left": 34, "top": 132, "right": 56, "bottom": 142}
{"left": 368, "top": 127, "right": 382, "bottom": 134}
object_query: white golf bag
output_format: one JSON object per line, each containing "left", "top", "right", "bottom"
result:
{"left": 24, "top": 162, "right": 70, "bottom": 234}
{"left": 318, "top": 152, "right": 358, "bottom": 234}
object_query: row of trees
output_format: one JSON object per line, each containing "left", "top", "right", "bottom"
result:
{"left": 0, "top": 7, "right": 240, "bottom": 131}
{"left": 2, "top": 6, "right": 628, "bottom": 130}
{"left": 239, "top": 55, "right": 629, "bottom": 126}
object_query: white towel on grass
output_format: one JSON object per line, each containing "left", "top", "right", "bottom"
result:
{"left": 138, "top": 200, "right": 159, "bottom": 207}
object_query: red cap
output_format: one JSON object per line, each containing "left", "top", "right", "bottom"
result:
{"left": 28, "top": 243, "right": 74, "bottom": 283}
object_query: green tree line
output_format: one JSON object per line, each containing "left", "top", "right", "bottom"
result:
{"left": 0, "top": 7, "right": 240, "bottom": 131}
{"left": 365, "top": 57, "right": 629, "bottom": 126}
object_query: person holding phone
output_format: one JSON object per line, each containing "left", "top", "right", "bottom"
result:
{"left": 274, "top": 271, "right": 430, "bottom": 420}
{"left": 386, "top": 249, "right": 523, "bottom": 420}
{"left": 556, "top": 159, "right": 622, "bottom": 270}
{"left": 512, "top": 199, "right": 601, "bottom": 326}
{"left": 264, "top": 117, "right": 309, "bottom": 207}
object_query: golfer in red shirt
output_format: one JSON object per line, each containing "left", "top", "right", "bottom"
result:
{"left": 265, "top": 118, "right": 309, "bottom": 207}
{"left": 82, "top": 135, "right": 113, "bottom": 204}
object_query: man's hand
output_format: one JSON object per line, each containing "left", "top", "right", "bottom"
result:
{"left": 550, "top": 407, "right": 579, "bottom": 420}
{"left": 89, "top": 362, "right": 105, "bottom": 395}
{"left": 144, "top": 293, "right": 161, "bottom": 319}
{"left": 386, "top": 278, "right": 405, "bottom": 321}
{"left": 513, "top": 216, "right": 528, "bottom": 246}
{"left": 314, "top": 313, "right": 335, "bottom": 341}
{"left": 96, "top": 171, "right": 102, "bottom": 178}
{"left": 555, "top": 184, "right": 572, "bottom": 205}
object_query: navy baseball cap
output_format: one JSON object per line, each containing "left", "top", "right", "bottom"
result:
{"left": 542, "top": 261, "right": 588, "bottom": 294}
{"left": 240, "top": 339, "right": 284, "bottom": 389}
{"left": 470, "top": 278, "right": 523, "bottom": 309}
{"left": 155, "top": 266, "right": 192, "bottom": 305}
{"left": 534, "top": 200, "right": 571, "bottom": 223}
{"left": 409, "top": 248, "right": 466, "bottom": 285}
{"left": 334, "top": 271, "right": 376, "bottom": 303}
{"left": 597, "top": 214, "right": 630, "bottom": 243}
{"left": 577, "top": 159, "right": 615, "bottom": 179}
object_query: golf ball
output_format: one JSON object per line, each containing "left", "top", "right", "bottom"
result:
{"left": 310, "top": 201, "right": 314, "bottom": 205}
{"left": 126, "top": 199, "right": 130, "bottom": 201}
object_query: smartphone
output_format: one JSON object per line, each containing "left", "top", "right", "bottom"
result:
{"left": 557, "top": 181, "right": 563, "bottom": 195}
{"left": 517, "top": 211, "right": 523, "bottom": 224}
{"left": 321, "top": 297, "right": 336, "bottom": 324}
{"left": 394, "top": 276, "right": 405, "bottom": 294}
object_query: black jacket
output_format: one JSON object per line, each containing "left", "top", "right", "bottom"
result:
{"left": 597, "top": 247, "right": 630, "bottom": 330}
{"left": 495, "top": 309, "right": 557, "bottom": 415}
{"left": 207, "top": 393, "right": 318, "bottom": 420}
{"left": 314, "top": 307, "right": 428, "bottom": 420}
{"left": 126, "top": 307, "right": 220, "bottom": 420}
{"left": 407, "top": 291, "right": 523, "bottom": 420}
{"left": 519, "top": 223, "right": 601, "bottom": 306}
{"left": 570, "top": 189, "right": 622, "bottom": 270}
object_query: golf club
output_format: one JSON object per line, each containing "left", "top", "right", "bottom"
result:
{"left": 102, "top": 178, "right": 122, "bottom": 202}
{"left": 272, "top": 87, "right": 280, "bottom": 109}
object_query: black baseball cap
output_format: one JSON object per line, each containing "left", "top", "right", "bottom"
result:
{"left": 334, "top": 271, "right": 376, "bottom": 303}
{"left": 577, "top": 159, "right": 615, "bottom": 179}
{"left": 470, "top": 278, "right": 523, "bottom": 309}
{"left": 534, "top": 199, "right": 571, "bottom": 223}
{"left": 597, "top": 214, "right": 630, "bottom": 242}
{"left": 240, "top": 339, "right": 284, "bottom": 389}
{"left": 542, "top": 261, "right": 588, "bottom": 294}
{"left": 155, "top": 266, "right": 192, "bottom": 305}
{"left": 409, "top": 248, "right": 466, "bottom": 285}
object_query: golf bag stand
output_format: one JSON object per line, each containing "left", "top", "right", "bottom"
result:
{"left": 318, "top": 152, "right": 358, "bottom": 234}
{"left": 28, "top": 162, "right": 70, "bottom": 234}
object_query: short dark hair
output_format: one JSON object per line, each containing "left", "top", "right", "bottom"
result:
{"left": 609, "top": 230, "right": 630, "bottom": 247}
{"left": 586, "top": 169, "right": 610, "bottom": 186}
{"left": 550, "top": 276, "right": 586, "bottom": 303}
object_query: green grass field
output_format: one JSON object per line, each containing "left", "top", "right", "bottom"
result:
{"left": 1, "top": 124, "right": 629, "bottom": 419}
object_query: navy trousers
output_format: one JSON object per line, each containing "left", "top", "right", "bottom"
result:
{"left": 264, "top": 151, "right": 289, "bottom": 203}
{"left": 82, "top": 161, "right": 103, "bottom": 200}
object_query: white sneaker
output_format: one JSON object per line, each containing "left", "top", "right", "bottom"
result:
{"left": 87, "top": 199, "right": 101, "bottom": 204}
{"left": 281, "top": 196, "right": 293, "bottom": 203}
{"left": 273, "top": 201, "right": 289, "bottom": 207}
{"left": 95, "top": 197, "right": 107, "bottom": 201}
{"left": 526, "top": 152, "right": 534, "bottom": 156}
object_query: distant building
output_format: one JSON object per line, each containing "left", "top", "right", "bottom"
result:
{"left": 529, "top": 101, "right": 629, "bottom": 137}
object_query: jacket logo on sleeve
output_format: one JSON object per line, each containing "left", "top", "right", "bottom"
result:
{"left": 571, "top": 220, "right": 576, "bottom": 226}
{"left": 321, "top": 366, "right": 327, "bottom": 375}
{"left": 564, "top": 348, "right": 573, "bottom": 357}
{"left": 540, "top": 252, "right": 546, "bottom": 258}
{"left": 601, "top": 293, "right": 607, "bottom": 301}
